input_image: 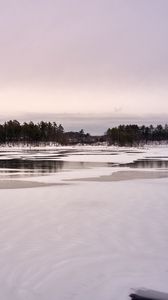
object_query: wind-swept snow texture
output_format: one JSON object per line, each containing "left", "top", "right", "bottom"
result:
{"left": 0, "top": 146, "right": 168, "bottom": 299}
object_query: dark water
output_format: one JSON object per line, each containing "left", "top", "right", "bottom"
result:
{"left": 0, "top": 159, "right": 114, "bottom": 178}
{"left": 0, "top": 159, "right": 65, "bottom": 173}
{"left": 121, "top": 159, "right": 168, "bottom": 169}
{"left": 0, "top": 149, "right": 168, "bottom": 178}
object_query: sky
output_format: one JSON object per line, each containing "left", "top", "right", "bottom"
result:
{"left": 0, "top": 0, "right": 168, "bottom": 132}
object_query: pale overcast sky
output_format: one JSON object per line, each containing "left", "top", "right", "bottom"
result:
{"left": 0, "top": 0, "right": 168, "bottom": 118}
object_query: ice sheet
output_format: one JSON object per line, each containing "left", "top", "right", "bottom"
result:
{"left": 0, "top": 145, "right": 168, "bottom": 300}
{"left": 0, "top": 180, "right": 168, "bottom": 299}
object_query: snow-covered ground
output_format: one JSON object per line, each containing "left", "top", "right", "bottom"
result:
{"left": 0, "top": 145, "right": 168, "bottom": 299}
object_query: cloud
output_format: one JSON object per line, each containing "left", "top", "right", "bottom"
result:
{"left": 0, "top": 0, "right": 168, "bottom": 115}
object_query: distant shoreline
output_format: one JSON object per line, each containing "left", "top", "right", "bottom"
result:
{"left": 0, "top": 142, "right": 168, "bottom": 150}
{"left": 1, "top": 120, "right": 168, "bottom": 146}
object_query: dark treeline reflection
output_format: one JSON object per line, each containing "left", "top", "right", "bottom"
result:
{"left": 0, "top": 159, "right": 111, "bottom": 174}
{"left": 0, "top": 159, "right": 64, "bottom": 173}
{"left": 122, "top": 159, "right": 168, "bottom": 169}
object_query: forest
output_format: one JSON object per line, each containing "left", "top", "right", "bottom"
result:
{"left": 106, "top": 124, "right": 168, "bottom": 146}
{"left": 0, "top": 120, "right": 65, "bottom": 144}
{"left": 0, "top": 120, "right": 168, "bottom": 146}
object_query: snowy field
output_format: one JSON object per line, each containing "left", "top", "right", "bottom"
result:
{"left": 0, "top": 145, "right": 168, "bottom": 299}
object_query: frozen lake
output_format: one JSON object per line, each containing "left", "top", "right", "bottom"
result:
{"left": 0, "top": 145, "right": 168, "bottom": 299}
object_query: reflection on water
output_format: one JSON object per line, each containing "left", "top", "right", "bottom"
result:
{"left": 0, "top": 159, "right": 113, "bottom": 178}
{"left": 0, "top": 148, "right": 168, "bottom": 179}
{"left": 0, "top": 159, "right": 64, "bottom": 173}
{"left": 122, "top": 159, "right": 168, "bottom": 169}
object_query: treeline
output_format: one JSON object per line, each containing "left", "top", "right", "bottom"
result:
{"left": 0, "top": 120, "right": 101, "bottom": 145}
{"left": 106, "top": 124, "right": 168, "bottom": 146}
{"left": 0, "top": 120, "right": 65, "bottom": 144}
{"left": 1, "top": 120, "right": 168, "bottom": 146}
